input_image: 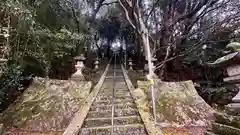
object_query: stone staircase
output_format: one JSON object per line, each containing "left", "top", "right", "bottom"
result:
{"left": 78, "top": 65, "right": 148, "bottom": 135}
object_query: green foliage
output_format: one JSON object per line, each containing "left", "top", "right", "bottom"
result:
{"left": 0, "top": 0, "right": 94, "bottom": 111}
{"left": 0, "top": 64, "right": 24, "bottom": 112}
{"left": 196, "top": 83, "right": 239, "bottom": 105}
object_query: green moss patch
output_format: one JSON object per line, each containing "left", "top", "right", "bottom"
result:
{"left": 0, "top": 77, "right": 92, "bottom": 133}
{"left": 137, "top": 80, "right": 214, "bottom": 126}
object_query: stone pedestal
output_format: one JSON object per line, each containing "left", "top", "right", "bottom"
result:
{"left": 71, "top": 54, "right": 86, "bottom": 81}
{"left": 128, "top": 58, "right": 133, "bottom": 70}
{"left": 84, "top": 46, "right": 88, "bottom": 53}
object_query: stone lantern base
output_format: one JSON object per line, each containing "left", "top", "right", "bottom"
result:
{"left": 71, "top": 71, "right": 85, "bottom": 81}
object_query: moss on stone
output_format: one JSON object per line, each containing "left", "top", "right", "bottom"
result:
{"left": 137, "top": 80, "right": 214, "bottom": 126}
{"left": 0, "top": 77, "right": 92, "bottom": 133}
{"left": 212, "top": 122, "right": 240, "bottom": 135}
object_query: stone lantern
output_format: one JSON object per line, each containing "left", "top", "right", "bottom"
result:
{"left": 128, "top": 58, "right": 133, "bottom": 70}
{"left": 84, "top": 45, "right": 88, "bottom": 53}
{"left": 71, "top": 54, "right": 86, "bottom": 81}
{"left": 94, "top": 57, "right": 100, "bottom": 70}
{"left": 144, "top": 57, "right": 157, "bottom": 71}
{"left": 101, "top": 52, "right": 104, "bottom": 58}
{"left": 205, "top": 42, "right": 240, "bottom": 134}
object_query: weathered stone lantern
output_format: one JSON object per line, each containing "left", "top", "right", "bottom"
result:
{"left": 84, "top": 45, "right": 88, "bottom": 53}
{"left": 101, "top": 52, "right": 104, "bottom": 58}
{"left": 144, "top": 57, "right": 157, "bottom": 71}
{"left": 205, "top": 42, "right": 240, "bottom": 135}
{"left": 94, "top": 57, "right": 100, "bottom": 70}
{"left": 128, "top": 58, "right": 133, "bottom": 70}
{"left": 71, "top": 54, "right": 86, "bottom": 81}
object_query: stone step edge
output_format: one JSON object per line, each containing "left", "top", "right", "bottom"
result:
{"left": 92, "top": 102, "right": 135, "bottom": 107}
{"left": 90, "top": 104, "right": 136, "bottom": 109}
{"left": 92, "top": 102, "right": 135, "bottom": 106}
{"left": 205, "top": 131, "right": 218, "bottom": 135}
{"left": 80, "top": 123, "right": 144, "bottom": 130}
{"left": 99, "top": 90, "right": 129, "bottom": 92}
{"left": 95, "top": 96, "right": 133, "bottom": 100}
{"left": 93, "top": 99, "right": 134, "bottom": 103}
{"left": 88, "top": 108, "right": 138, "bottom": 113}
{"left": 106, "top": 76, "right": 124, "bottom": 78}
{"left": 85, "top": 115, "right": 141, "bottom": 121}
{"left": 121, "top": 64, "right": 164, "bottom": 135}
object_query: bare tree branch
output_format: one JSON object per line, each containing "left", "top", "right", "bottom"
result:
{"left": 155, "top": 41, "right": 203, "bottom": 70}
{"left": 102, "top": 1, "right": 118, "bottom": 6}
{"left": 145, "top": 0, "right": 160, "bottom": 24}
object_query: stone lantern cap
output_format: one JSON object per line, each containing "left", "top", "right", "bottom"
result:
{"left": 226, "top": 42, "right": 240, "bottom": 51}
{"left": 74, "top": 54, "right": 86, "bottom": 61}
{"left": 152, "top": 57, "right": 157, "bottom": 62}
{"left": 94, "top": 60, "right": 99, "bottom": 64}
{"left": 128, "top": 58, "right": 133, "bottom": 62}
{"left": 207, "top": 52, "right": 240, "bottom": 67}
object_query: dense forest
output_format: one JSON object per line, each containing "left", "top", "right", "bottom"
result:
{"left": 0, "top": 0, "right": 240, "bottom": 111}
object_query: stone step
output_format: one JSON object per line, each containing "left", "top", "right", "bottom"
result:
{"left": 79, "top": 127, "right": 111, "bottom": 135}
{"left": 82, "top": 118, "right": 111, "bottom": 128}
{"left": 87, "top": 108, "right": 138, "bottom": 118}
{"left": 94, "top": 98, "right": 134, "bottom": 103}
{"left": 106, "top": 76, "right": 124, "bottom": 78}
{"left": 114, "top": 109, "right": 139, "bottom": 117}
{"left": 205, "top": 131, "right": 218, "bottom": 135}
{"left": 98, "top": 92, "right": 131, "bottom": 97}
{"left": 212, "top": 122, "right": 240, "bottom": 135}
{"left": 106, "top": 73, "right": 123, "bottom": 76}
{"left": 92, "top": 99, "right": 134, "bottom": 106}
{"left": 114, "top": 125, "right": 147, "bottom": 135}
{"left": 100, "top": 86, "right": 129, "bottom": 90}
{"left": 114, "top": 116, "right": 142, "bottom": 125}
{"left": 90, "top": 104, "right": 137, "bottom": 111}
{"left": 214, "top": 112, "right": 240, "bottom": 129}
{"left": 100, "top": 89, "right": 129, "bottom": 93}
{"left": 100, "top": 86, "right": 129, "bottom": 89}
{"left": 79, "top": 124, "right": 146, "bottom": 135}
{"left": 95, "top": 96, "right": 132, "bottom": 101}
{"left": 82, "top": 115, "right": 142, "bottom": 128}
{"left": 100, "top": 87, "right": 128, "bottom": 90}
